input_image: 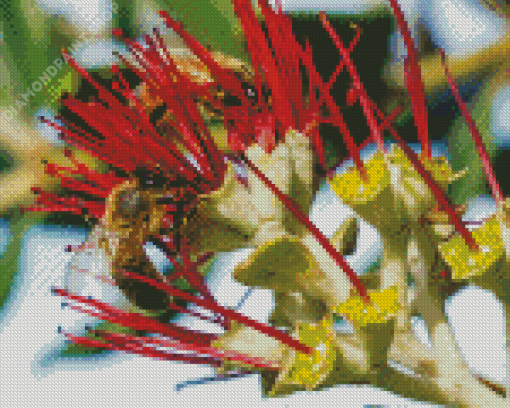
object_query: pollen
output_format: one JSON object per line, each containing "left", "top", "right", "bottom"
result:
{"left": 439, "top": 216, "right": 503, "bottom": 280}
{"left": 329, "top": 151, "right": 389, "bottom": 204}
{"left": 335, "top": 286, "right": 400, "bottom": 327}
{"left": 270, "top": 319, "right": 336, "bottom": 393}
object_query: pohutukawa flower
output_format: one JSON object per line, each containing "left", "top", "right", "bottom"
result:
{"left": 19, "top": 0, "right": 507, "bottom": 404}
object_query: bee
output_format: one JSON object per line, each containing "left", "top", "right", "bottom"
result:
{"left": 65, "top": 168, "right": 198, "bottom": 318}
{"left": 138, "top": 48, "right": 258, "bottom": 144}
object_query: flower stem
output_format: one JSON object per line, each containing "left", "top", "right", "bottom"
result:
{"left": 240, "top": 154, "right": 370, "bottom": 302}
{"left": 391, "top": 132, "right": 478, "bottom": 251}
{"left": 362, "top": 99, "right": 479, "bottom": 251}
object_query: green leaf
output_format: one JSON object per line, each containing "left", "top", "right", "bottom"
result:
{"left": 0, "top": 1, "right": 71, "bottom": 116}
{"left": 289, "top": 9, "right": 393, "bottom": 22}
{"left": 447, "top": 79, "right": 498, "bottom": 205}
{"left": 0, "top": 149, "right": 13, "bottom": 174}
{"left": 41, "top": 68, "right": 79, "bottom": 108}
{"left": 0, "top": 1, "right": 48, "bottom": 90}
{"left": 154, "top": 0, "right": 247, "bottom": 61}
{"left": 0, "top": 212, "right": 41, "bottom": 310}
{"left": 113, "top": 0, "right": 137, "bottom": 39}
{"left": 0, "top": 1, "right": 80, "bottom": 119}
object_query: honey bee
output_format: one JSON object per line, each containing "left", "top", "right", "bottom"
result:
{"left": 138, "top": 49, "right": 257, "bottom": 142}
{"left": 60, "top": 45, "right": 267, "bottom": 322}
{"left": 65, "top": 170, "right": 197, "bottom": 318}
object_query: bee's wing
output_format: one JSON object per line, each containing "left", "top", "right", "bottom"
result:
{"left": 64, "top": 225, "right": 133, "bottom": 311}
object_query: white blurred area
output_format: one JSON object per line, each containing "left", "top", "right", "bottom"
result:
{"left": 493, "top": 85, "right": 510, "bottom": 149}
{"left": 36, "top": 0, "right": 113, "bottom": 34}
{"left": 267, "top": 0, "right": 388, "bottom": 14}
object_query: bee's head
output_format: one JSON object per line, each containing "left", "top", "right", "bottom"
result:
{"left": 103, "top": 166, "right": 200, "bottom": 243}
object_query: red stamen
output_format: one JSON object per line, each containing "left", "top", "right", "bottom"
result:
{"left": 233, "top": 3, "right": 290, "bottom": 134}
{"left": 173, "top": 239, "right": 229, "bottom": 329}
{"left": 325, "top": 135, "right": 375, "bottom": 179}
{"left": 316, "top": 114, "right": 368, "bottom": 181}
{"left": 179, "top": 238, "right": 221, "bottom": 305}
{"left": 387, "top": 0, "right": 430, "bottom": 159}
{"left": 299, "top": 42, "right": 366, "bottom": 178}
{"left": 114, "top": 34, "right": 171, "bottom": 87}
{"left": 320, "top": 13, "right": 385, "bottom": 152}
{"left": 121, "top": 271, "right": 314, "bottom": 354}
{"left": 95, "top": 331, "right": 280, "bottom": 370}
{"left": 64, "top": 51, "right": 198, "bottom": 182}
{"left": 327, "top": 24, "right": 362, "bottom": 90}
{"left": 178, "top": 97, "right": 226, "bottom": 186}
{"left": 112, "top": 39, "right": 225, "bottom": 185}
{"left": 27, "top": 205, "right": 84, "bottom": 216}
{"left": 42, "top": 117, "right": 135, "bottom": 173}
{"left": 166, "top": 271, "right": 185, "bottom": 281}
{"left": 105, "top": 79, "right": 199, "bottom": 183}
{"left": 64, "top": 149, "right": 126, "bottom": 191}
{"left": 308, "top": 121, "right": 327, "bottom": 170}
{"left": 147, "top": 31, "right": 219, "bottom": 107}
{"left": 44, "top": 164, "right": 111, "bottom": 198}
{"left": 166, "top": 302, "right": 225, "bottom": 326}
{"left": 303, "top": 42, "right": 318, "bottom": 113}
{"left": 58, "top": 178, "right": 110, "bottom": 198}
{"left": 62, "top": 99, "right": 158, "bottom": 169}
{"left": 28, "top": 190, "right": 106, "bottom": 219}
{"left": 63, "top": 331, "right": 221, "bottom": 366}
{"left": 355, "top": 92, "right": 479, "bottom": 250}
{"left": 381, "top": 122, "right": 479, "bottom": 251}
{"left": 257, "top": 0, "right": 304, "bottom": 129}
{"left": 158, "top": 11, "right": 250, "bottom": 106}
{"left": 310, "top": 28, "right": 478, "bottom": 253}
{"left": 53, "top": 287, "right": 216, "bottom": 345}
{"left": 386, "top": 105, "right": 402, "bottom": 124}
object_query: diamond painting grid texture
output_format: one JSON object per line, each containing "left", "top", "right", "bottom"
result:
{"left": 0, "top": 1, "right": 508, "bottom": 407}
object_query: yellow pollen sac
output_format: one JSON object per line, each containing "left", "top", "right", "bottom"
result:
{"left": 329, "top": 151, "right": 389, "bottom": 205}
{"left": 335, "top": 286, "right": 400, "bottom": 327}
{"left": 439, "top": 215, "right": 503, "bottom": 280}
{"left": 388, "top": 145, "right": 459, "bottom": 190}
{"left": 270, "top": 319, "right": 337, "bottom": 394}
